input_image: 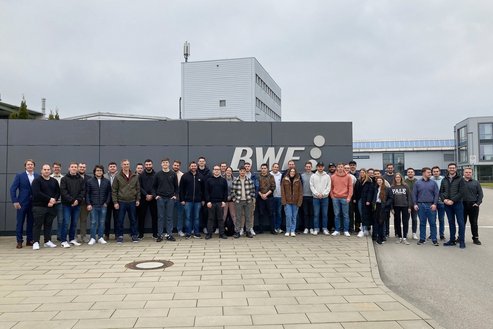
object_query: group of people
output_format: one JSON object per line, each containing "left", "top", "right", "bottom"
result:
{"left": 10, "top": 157, "right": 484, "bottom": 250}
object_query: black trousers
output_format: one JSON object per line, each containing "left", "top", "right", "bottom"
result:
{"left": 138, "top": 198, "right": 158, "bottom": 236}
{"left": 32, "top": 206, "right": 57, "bottom": 243}
{"left": 301, "top": 196, "right": 313, "bottom": 230}
{"left": 256, "top": 196, "right": 273, "bottom": 230}
{"left": 393, "top": 206, "right": 410, "bottom": 238}
{"left": 328, "top": 197, "right": 335, "bottom": 231}
{"left": 207, "top": 202, "right": 224, "bottom": 235}
{"left": 105, "top": 202, "right": 119, "bottom": 237}
{"left": 463, "top": 201, "right": 480, "bottom": 239}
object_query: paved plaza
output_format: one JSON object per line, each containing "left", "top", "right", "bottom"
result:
{"left": 0, "top": 228, "right": 441, "bottom": 329}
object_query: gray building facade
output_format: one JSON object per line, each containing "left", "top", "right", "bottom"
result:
{"left": 1, "top": 120, "right": 352, "bottom": 234}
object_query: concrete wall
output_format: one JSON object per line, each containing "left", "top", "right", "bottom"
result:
{"left": 1, "top": 120, "right": 352, "bottom": 234}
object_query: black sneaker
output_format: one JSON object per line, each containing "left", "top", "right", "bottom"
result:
{"left": 138, "top": 234, "right": 144, "bottom": 240}
{"left": 166, "top": 235, "right": 176, "bottom": 242}
{"left": 233, "top": 232, "right": 240, "bottom": 239}
{"left": 185, "top": 234, "right": 191, "bottom": 239}
{"left": 376, "top": 240, "right": 383, "bottom": 245}
{"left": 443, "top": 240, "right": 456, "bottom": 246}
{"left": 473, "top": 239, "right": 482, "bottom": 245}
{"left": 427, "top": 235, "right": 431, "bottom": 240}
{"left": 433, "top": 240, "right": 439, "bottom": 246}
{"left": 156, "top": 236, "right": 163, "bottom": 242}
{"left": 152, "top": 235, "right": 158, "bottom": 240}
{"left": 440, "top": 235, "right": 446, "bottom": 241}
{"left": 246, "top": 232, "right": 253, "bottom": 238}
{"left": 220, "top": 234, "right": 228, "bottom": 239}
{"left": 194, "top": 234, "right": 202, "bottom": 239}
{"left": 205, "top": 234, "right": 212, "bottom": 240}
{"left": 417, "top": 239, "right": 425, "bottom": 245}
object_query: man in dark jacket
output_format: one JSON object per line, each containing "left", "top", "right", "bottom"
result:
{"left": 86, "top": 165, "right": 111, "bottom": 245}
{"left": 204, "top": 165, "right": 228, "bottom": 239}
{"left": 180, "top": 161, "right": 205, "bottom": 238}
{"left": 440, "top": 163, "right": 466, "bottom": 248}
{"left": 60, "top": 162, "right": 85, "bottom": 248}
{"left": 77, "top": 163, "right": 92, "bottom": 243}
{"left": 462, "top": 168, "right": 483, "bottom": 245}
{"left": 138, "top": 159, "right": 158, "bottom": 239}
{"left": 153, "top": 159, "right": 178, "bottom": 242}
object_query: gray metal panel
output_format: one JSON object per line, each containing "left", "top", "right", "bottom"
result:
{"left": 0, "top": 146, "right": 6, "bottom": 173}
{"left": 7, "top": 120, "right": 100, "bottom": 145}
{"left": 188, "top": 122, "right": 272, "bottom": 145}
{"left": 0, "top": 174, "right": 6, "bottom": 203}
{"left": 100, "top": 121, "right": 188, "bottom": 146}
{"left": 7, "top": 146, "right": 100, "bottom": 174}
{"left": 0, "top": 120, "right": 7, "bottom": 145}
{"left": 5, "top": 204, "right": 16, "bottom": 232}
{"left": 271, "top": 122, "right": 352, "bottom": 146}
{"left": 100, "top": 146, "right": 189, "bottom": 169}
{"left": 0, "top": 203, "right": 5, "bottom": 231}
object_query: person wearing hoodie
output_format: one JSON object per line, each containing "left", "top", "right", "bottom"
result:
{"left": 270, "top": 163, "right": 283, "bottom": 234}
{"left": 391, "top": 173, "right": 413, "bottom": 245}
{"left": 309, "top": 162, "right": 331, "bottom": 235}
{"left": 440, "top": 163, "right": 466, "bottom": 248}
{"left": 330, "top": 163, "right": 354, "bottom": 237}
{"left": 60, "top": 162, "right": 85, "bottom": 248}
{"left": 138, "top": 159, "right": 158, "bottom": 239}
{"left": 282, "top": 167, "right": 303, "bottom": 236}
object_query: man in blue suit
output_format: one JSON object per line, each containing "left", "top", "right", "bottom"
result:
{"left": 10, "top": 159, "right": 39, "bottom": 249}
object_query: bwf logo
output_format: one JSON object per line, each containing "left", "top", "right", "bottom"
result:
{"left": 230, "top": 134, "right": 326, "bottom": 170}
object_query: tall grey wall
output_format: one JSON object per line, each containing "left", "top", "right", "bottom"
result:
{"left": 1, "top": 120, "right": 352, "bottom": 234}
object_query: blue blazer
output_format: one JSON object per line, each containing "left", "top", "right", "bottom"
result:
{"left": 10, "top": 172, "right": 39, "bottom": 205}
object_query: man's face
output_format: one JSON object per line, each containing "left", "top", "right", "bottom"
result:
{"left": 239, "top": 169, "right": 246, "bottom": 177}
{"left": 189, "top": 163, "right": 197, "bottom": 173}
{"left": 41, "top": 165, "right": 51, "bottom": 178}
{"left": 25, "top": 161, "right": 35, "bottom": 172}
{"left": 78, "top": 163, "right": 86, "bottom": 175}
{"left": 349, "top": 163, "right": 357, "bottom": 172}
{"left": 52, "top": 164, "right": 61, "bottom": 175}
{"left": 261, "top": 165, "right": 268, "bottom": 175}
{"left": 121, "top": 161, "right": 130, "bottom": 171}
{"left": 305, "top": 163, "right": 312, "bottom": 173}
{"left": 288, "top": 161, "right": 295, "bottom": 170}
{"left": 172, "top": 162, "right": 181, "bottom": 172}
{"left": 422, "top": 169, "right": 432, "bottom": 179}
{"left": 69, "top": 164, "right": 78, "bottom": 175}
{"left": 448, "top": 165, "right": 457, "bottom": 176}
{"left": 108, "top": 164, "right": 117, "bottom": 174}
{"left": 213, "top": 166, "right": 221, "bottom": 177}
{"left": 198, "top": 158, "right": 206, "bottom": 167}
{"left": 432, "top": 168, "right": 440, "bottom": 177}
{"left": 244, "top": 163, "right": 251, "bottom": 172}
{"left": 94, "top": 167, "right": 104, "bottom": 178}
{"left": 328, "top": 166, "right": 336, "bottom": 174}
{"left": 220, "top": 163, "right": 227, "bottom": 173}
{"left": 374, "top": 171, "right": 381, "bottom": 178}
{"left": 406, "top": 169, "right": 415, "bottom": 179}
{"left": 367, "top": 170, "right": 374, "bottom": 177}
{"left": 161, "top": 161, "right": 169, "bottom": 171}
{"left": 336, "top": 164, "right": 345, "bottom": 173}
{"left": 144, "top": 161, "right": 153, "bottom": 172}
{"left": 135, "top": 165, "right": 144, "bottom": 174}
{"left": 317, "top": 165, "right": 324, "bottom": 173}
{"left": 272, "top": 164, "right": 280, "bottom": 174}
{"left": 386, "top": 165, "right": 394, "bottom": 174}
{"left": 464, "top": 169, "right": 473, "bottom": 180}
{"left": 343, "top": 165, "right": 350, "bottom": 174}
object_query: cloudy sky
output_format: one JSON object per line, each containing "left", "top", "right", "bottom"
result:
{"left": 1, "top": 0, "right": 492, "bottom": 139}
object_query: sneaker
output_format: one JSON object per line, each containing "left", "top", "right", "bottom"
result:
{"left": 246, "top": 231, "right": 253, "bottom": 238}
{"left": 69, "top": 239, "right": 81, "bottom": 246}
{"left": 357, "top": 231, "right": 364, "bottom": 238}
{"left": 166, "top": 235, "right": 176, "bottom": 242}
{"left": 285, "top": 232, "right": 290, "bottom": 237}
{"left": 116, "top": 236, "right": 123, "bottom": 243}
{"left": 44, "top": 241, "right": 57, "bottom": 248}
{"left": 396, "top": 238, "right": 403, "bottom": 244}
{"left": 290, "top": 232, "right": 296, "bottom": 237}
{"left": 32, "top": 242, "right": 40, "bottom": 250}
{"left": 131, "top": 236, "right": 139, "bottom": 243}
{"left": 88, "top": 238, "right": 96, "bottom": 245}
{"left": 433, "top": 240, "right": 439, "bottom": 246}
{"left": 156, "top": 236, "right": 163, "bottom": 242}
{"left": 233, "top": 232, "right": 240, "bottom": 239}
{"left": 403, "top": 238, "right": 410, "bottom": 245}
{"left": 152, "top": 235, "right": 158, "bottom": 240}
{"left": 214, "top": 228, "right": 219, "bottom": 234}
{"left": 277, "top": 229, "right": 284, "bottom": 234}
{"left": 309, "top": 228, "right": 314, "bottom": 234}
{"left": 412, "top": 233, "right": 418, "bottom": 240}
{"left": 220, "top": 234, "right": 228, "bottom": 239}
{"left": 440, "top": 235, "right": 446, "bottom": 241}
{"left": 323, "top": 229, "right": 330, "bottom": 235}
{"left": 98, "top": 237, "right": 107, "bottom": 244}
{"left": 61, "top": 241, "right": 71, "bottom": 248}
{"left": 185, "top": 234, "right": 191, "bottom": 239}
{"left": 344, "top": 231, "right": 350, "bottom": 237}
{"left": 82, "top": 236, "right": 90, "bottom": 243}
{"left": 331, "top": 231, "right": 340, "bottom": 236}
{"left": 376, "top": 240, "right": 384, "bottom": 245}
{"left": 312, "top": 229, "right": 318, "bottom": 236}
{"left": 443, "top": 240, "right": 456, "bottom": 246}
{"left": 205, "top": 234, "right": 212, "bottom": 240}
{"left": 473, "top": 239, "right": 482, "bottom": 245}
{"left": 203, "top": 228, "right": 208, "bottom": 234}
{"left": 194, "top": 234, "right": 202, "bottom": 239}
{"left": 178, "top": 231, "right": 185, "bottom": 237}
{"left": 417, "top": 239, "right": 425, "bottom": 245}
{"left": 250, "top": 228, "right": 256, "bottom": 236}
{"left": 303, "top": 228, "right": 309, "bottom": 234}
{"left": 240, "top": 228, "right": 244, "bottom": 236}
{"left": 138, "top": 234, "right": 144, "bottom": 240}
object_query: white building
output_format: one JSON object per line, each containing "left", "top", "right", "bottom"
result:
{"left": 181, "top": 57, "right": 281, "bottom": 121}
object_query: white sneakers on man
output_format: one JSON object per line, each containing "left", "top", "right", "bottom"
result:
{"left": 285, "top": 232, "right": 290, "bottom": 237}
{"left": 32, "top": 242, "right": 40, "bottom": 250}
{"left": 331, "top": 230, "right": 340, "bottom": 236}
{"left": 290, "top": 232, "right": 296, "bottom": 237}
{"left": 88, "top": 238, "right": 96, "bottom": 245}
{"left": 98, "top": 237, "right": 107, "bottom": 244}
{"left": 303, "top": 228, "right": 309, "bottom": 234}
{"left": 323, "top": 229, "right": 330, "bottom": 235}
{"left": 178, "top": 231, "right": 185, "bottom": 237}
{"left": 344, "top": 231, "right": 350, "bottom": 237}
{"left": 311, "top": 229, "right": 319, "bottom": 236}
{"left": 250, "top": 228, "right": 256, "bottom": 236}
{"left": 69, "top": 239, "right": 81, "bottom": 246}
{"left": 44, "top": 241, "right": 57, "bottom": 248}
{"left": 357, "top": 231, "right": 365, "bottom": 238}
{"left": 61, "top": 241, "right": 71, "bottom": 248}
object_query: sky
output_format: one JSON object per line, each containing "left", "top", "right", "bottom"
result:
{"left": 1, "top": 0, "right": 492, "bottom": 139}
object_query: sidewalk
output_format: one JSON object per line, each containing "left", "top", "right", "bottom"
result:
{"left": 0, "top": 234, "right": 441, "bottom": 329}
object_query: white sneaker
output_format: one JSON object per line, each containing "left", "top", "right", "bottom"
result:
{"left": 203, "top": 228, "right": 208, "bottom": 234}
{"left": 303, "top": 228, "right": 309, "bottom": 234}
{"left": 88, "top": 238, "right": 96, "bottom": 245}
{"left": 309, "top": 228, "right": 314, "bottom": 234}
{"left": 396, "top": 238, "right": 403, "bottom": 244}
{"left": 344, "top": 231, "right": 350, "bottom": 237}
{"left": 44, "top": 241, "right": 57, "bottom": 248}
{"left": 178, "top": 231, "right": 185, "bottom": 237}
{"left": 214, "top": 228, "right": 219, "bottom": 234}
{"left": 240, "top": 228, "right": 244, "bottom": 236}
{"left": 61, "top": 241, "right": 71, "bottom": 248}
{"left": 357, "top": 231, "right": 364, "bottom": 238}
{"left": 312, "top": 229, "right": 318, "bottom": 236}
{"left": 98, "top": 237, "right": 107, "bottom": 244}
{"left": 277, "top": 229, "right": 284, "bottom": 234}
{"left": 323, "top": 229, "right": 330, "bottom": 235}
{"left": 69, "top": 239, "right": 81, "bottom": 246}
{"left": 412, "top": 233, "right": 418, "bottom": 240}
{"left": 331, "top": 231, "right": 340, "bottom": 236}
{"left": 285, "top": 232, "right": 290, "bottom": 237}
{"left": 290, "top": 232, "right": 296, "bottom": 237}
{"left": 403, "top": 238, "right": 410, "bottom": 245}
{"left": 32, "top": 242, "right": 40, "bottom": 250}
{"left": 250, "top": 228, "right": 256, "bottom": 236}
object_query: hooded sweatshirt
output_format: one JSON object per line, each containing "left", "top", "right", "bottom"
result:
{"left": 309, "top": 170, "right": 331, "bottom": 198}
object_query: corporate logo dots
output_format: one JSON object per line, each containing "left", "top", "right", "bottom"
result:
{"left": 309, "top": 135, "right": 325, "bottom": 167}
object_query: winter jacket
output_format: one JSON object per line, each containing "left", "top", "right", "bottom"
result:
{"left": 231, "top": 176, "right": 256, "bottom": 203}
{"left": 258, "top": 173, "right": 276, "bottom": 196}
{"left": 440, "top": 174, "right": 465, "bottom": 203}
{"left": 355, "top": 179, "right": 374, "bottom": 205}
{"left": 86, "top": 176, "right": 111, "bottom": 207}
{"left": 179, "top": 171, "right": 205, "bottom": 202}
{"left": 112, "top": 171, "right": 140, "bottom": 203}
{"left": 281, "top": 175, "right": 303, "bottom": 207}
{"left": 60, "top": 173, "right": 85, "bottom": 205}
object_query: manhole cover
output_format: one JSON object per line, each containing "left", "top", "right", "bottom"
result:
{"left": 125, "top": 260, "right": 174, "bottom": 270}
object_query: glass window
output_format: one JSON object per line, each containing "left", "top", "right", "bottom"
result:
{"left": 479, "top": 123, "right": 493, "bottom": 140}
{"left": 458, "top": 148, "right": 468, "bottom": 163}
{"left": 457, "top": 127, "right": 467, "bottom": 146}
{"left": 480, "top": 144, "right": 493, "bottom": 161}
{"left": 382, "top": 153, "right": 404, "bottom": 173}
{"left": 219, "top": 100, "right": 226, "bottom": 107}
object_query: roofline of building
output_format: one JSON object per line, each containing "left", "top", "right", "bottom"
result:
{"left": 0, "top": 101, "right": 44, "bottom": 117}
{"left": 63, "top": 112, "right": 170, "bottom": 121}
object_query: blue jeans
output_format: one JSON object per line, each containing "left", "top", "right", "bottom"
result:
{"left": 436, "top": 202, "right": 445, "bottom": 237}
{"left": 445, "top": 202, "right": 465, "bottom": 243}
{"left": 55, "top": 203, "right": 64, "bottom": 241}
{"left": 157, "top": 197, "right": 175, "bottom": 236}
{"left": 117, "top": 201, "right": 138, "bottom": 238}
{"left": 184, "top": 202, "right": 201, "bottom": 235}
{"left": 312, "top": 197, "right": 328, "bottom": 230}
{"left": 284, "top": 204, "right": 299, "bottom": 233}
{"left": 271, "top": 197, "right": 282, "bottom": 230}
{"left": 90, "top": 206, "right": 107, "bottom": 239}
{"left": 62, "top": 205, "right": 80, "bottom": 242}
{"left": 333, "top": 198, "right": 349, "bottom": 232}
{"left": 417, "top": 203, "right": 437, "bottom": 241}
{"left": 15, "top": 203, "right": 34, "bottom": 243}
{"left": 174, "top": 200, "right": 185, "bottom": 232}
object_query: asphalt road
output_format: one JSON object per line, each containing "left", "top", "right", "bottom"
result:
{"left": 375, "top": 188, "right": 493, "bottom": 329}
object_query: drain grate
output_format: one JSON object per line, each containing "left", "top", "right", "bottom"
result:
{"left": 125, "top": 260, "right": 174, "bottom": 270}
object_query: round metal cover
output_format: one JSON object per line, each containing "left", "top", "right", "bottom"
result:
{"left": 125, "top": 260, "right": 174, "bottom": 270}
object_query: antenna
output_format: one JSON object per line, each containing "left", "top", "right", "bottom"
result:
{"left": 183, "top": 41, "right": 190, "bottom": 62}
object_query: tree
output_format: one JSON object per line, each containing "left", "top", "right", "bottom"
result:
{"left": 9, "top": 97, "right": 30, "bottom": 119}
{"left": 54, "top": 110, "right": 60, "bottom": 120}
{"left": 48, "top": 110, "right": 55, "bottom": 120}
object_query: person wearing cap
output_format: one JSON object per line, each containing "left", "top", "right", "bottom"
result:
{"left": 309, "top": 162, "right": 331, "bottom": 235}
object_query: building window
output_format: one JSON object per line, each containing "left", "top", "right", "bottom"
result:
{"left": 219, "top": 100, "right": 226, "bottom": 107}
{"left": 457, "top": 126, "right": 467, "bottom": 146}
{"left": 382, "top": 153, "right": 404, "bottom": 173}
{"left": 479, "top": 123, "right": 493, "bottom": 141}
{"left": 480, "top": 144, "right": 493, "bottom": 161}
{"left": 458, "top": 148, "right": 468, "bottom": 163}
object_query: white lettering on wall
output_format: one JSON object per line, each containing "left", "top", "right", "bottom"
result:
{"left": 230, "top": 146, "right": 306, "bottom": 171}
{"left": 255, "top": 147, "right": 284, "bottom": 170}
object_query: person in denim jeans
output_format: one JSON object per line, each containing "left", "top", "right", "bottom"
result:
{"left": 153, "top": 159, "right": 178, "bottom": 242}
{"left": 431, "top": 166, "right": 446, "bottom": 240}
{"left": 309, "top": 162, "right": 331, "bottom": 235}
{"left": 330, "top": 163, "right": 354, "bottom": 237}
{"left": 60, "top": 162, "right": 85, "bottom": 248}
{"left": 50, "top": 162, "right": 64, "bottom": 242}
{"left": 85, "top": 165, "right": 111, "bottom": 245}
{"left": 440, "top": 163, "right": 466, "bottom": 249}
{"left": 413, "top": 167, "right": 440, "bottom": 246}
{"left": 270, "top": 163, "right": 283, "bottom": 234}
{"left": 172, "top": 160, "right": 185, "bottom": 236}
{"left": 179, "top": 161, "right": 205, "bottom": 238}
